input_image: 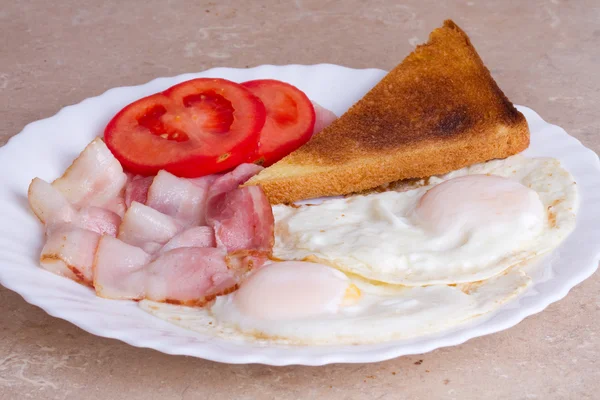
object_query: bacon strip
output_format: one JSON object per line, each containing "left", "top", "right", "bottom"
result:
{"left": 93, "top": 236, "right": 150, "bottom": 300}
{"left": 28, "top": 178, "right": 121, "bottom": 237}
{"left": 158, "top": 226, "right": 216, "bottom": 254}
{"left": 145, "top": 247, "right": 237, "bottom": 305}
{"left": 207, "top": 186, "right": 274, "bottom": 253}
{"left": 28, "top": 178, "right": 76, "bottom": 226}
{"left": 41, "top": 228, "right": 101, "bottom": 285}
{"left": 117, "top": 201, "right": 183, "bottom": 253}
{"left": 206, "top": 163, "right": 263, "bottom": 210}
{"left": 124, "top": 175, "right": 154, "bottom": 208}
{"left": 205, "top": 164, "right": 274, "bottom": 271}
{"left": 146, "top": 170, "right": 213, "bottom": 226}
{"left": 93, "top": 238, "right": 235, "bottom": 305}
{"left": 51, "top": 138, "right": 128, "bottom": 209}
{"left": 71, "top": 207, "right": 121, "bottom": 237}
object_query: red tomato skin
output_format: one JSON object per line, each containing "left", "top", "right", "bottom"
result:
{"left": 241, "top": 79, "right": 315, "bottom": 167}
{"left": 104, "top": 78, "right": 266, "bottom": 177}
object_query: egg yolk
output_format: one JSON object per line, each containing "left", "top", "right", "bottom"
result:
{"left": 232, "top": 261, "right": 360, "bottom": 321}
{"left": 414, "top": 174, "right": 546, "bottom": 234}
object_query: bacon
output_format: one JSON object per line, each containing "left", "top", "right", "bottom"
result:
{"left": 207, "top": 186, "right": 274, "bottom": 254}
{"left": 158, "top": 226, "right": 216, "bottom": 254}
{"left": 206, "top": 163, "right": 264, "bottom": 209}
{"left": 94, "top": 239, "right": 235, "bottom": 305}
{"left": 145, "top": 247, "right": 237, "bottom": 305}
{"left": 51, "top": 138, "right": 128, "bottom": 209}
{"left": 117, "top": 201, "right": 183, "bottom": 253}
{"left": 103, "top": 195, "right": 127, "bottom": 218}
{"left": 28, "top": 178, "right": 121, "bottom": 237}
{"left": 312, "top": 101, "right": 337, "bottom": 135}
{"left": 146, "top": 170, "right": 213, "bottom": 226}
{"left": 188, "top": 174, "right": 220, "bottom": 189}
{"left": 28, "top": 178, "right": 76, "bottom": 226}
{"left": 204, "top": 164, "right": 273, "bottom": 270}
{"left": 40, "top": 228, "right": 100, "bottom": 285}
{"left": 75, "top": 207, "right": 121, "bottom": 237}
{"left": 125, "top": 175, "right": 154, "bottom": 208}
{"left": 93, "top": 236, "right": 151, "bottom": 300}
{"left": 30, "top": 138, "right": 278, "bottom": 306}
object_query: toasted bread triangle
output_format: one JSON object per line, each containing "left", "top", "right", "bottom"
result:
{"left": 246, "top": 20, "right": 529, "bottom": 204}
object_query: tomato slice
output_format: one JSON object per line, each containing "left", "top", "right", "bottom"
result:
{"left": 241, "top": 80, "right": 315, "bottom": 166}
{"left": 104, "top": 78, "right": 266, "bottom": 177}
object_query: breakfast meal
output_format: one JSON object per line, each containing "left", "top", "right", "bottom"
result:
{"left": 26, "top": 19, "right": 579, "bottom": 345}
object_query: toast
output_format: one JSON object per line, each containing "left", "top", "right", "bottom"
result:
{"left": 245, "top": 20, "right": 529, "bottom": 204}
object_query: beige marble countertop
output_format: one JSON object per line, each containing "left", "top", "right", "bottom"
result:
{"left": 1, "top": 1, "right": 599, "bottom": 399}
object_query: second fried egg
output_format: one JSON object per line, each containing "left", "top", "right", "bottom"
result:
{"left": 272, "top": 156, "right": 578, "bottom": 286}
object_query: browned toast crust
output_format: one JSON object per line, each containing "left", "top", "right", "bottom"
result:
{"left": 246, "top": 20, "right": 530, "bottom": 204}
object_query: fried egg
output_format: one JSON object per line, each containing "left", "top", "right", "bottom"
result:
{"left": 272, "top": 156, "right": 578, "bottom": 285}
{"left": 139, "top": 258, "right": 533, "bottom": 345}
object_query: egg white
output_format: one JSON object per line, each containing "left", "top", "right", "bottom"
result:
{"left": 272, "top": 156, "right": 578, "bottom": 286}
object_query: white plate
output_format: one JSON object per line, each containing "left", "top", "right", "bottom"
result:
{"left": 1, "top": 65, "right": 599, "bottom": 366}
